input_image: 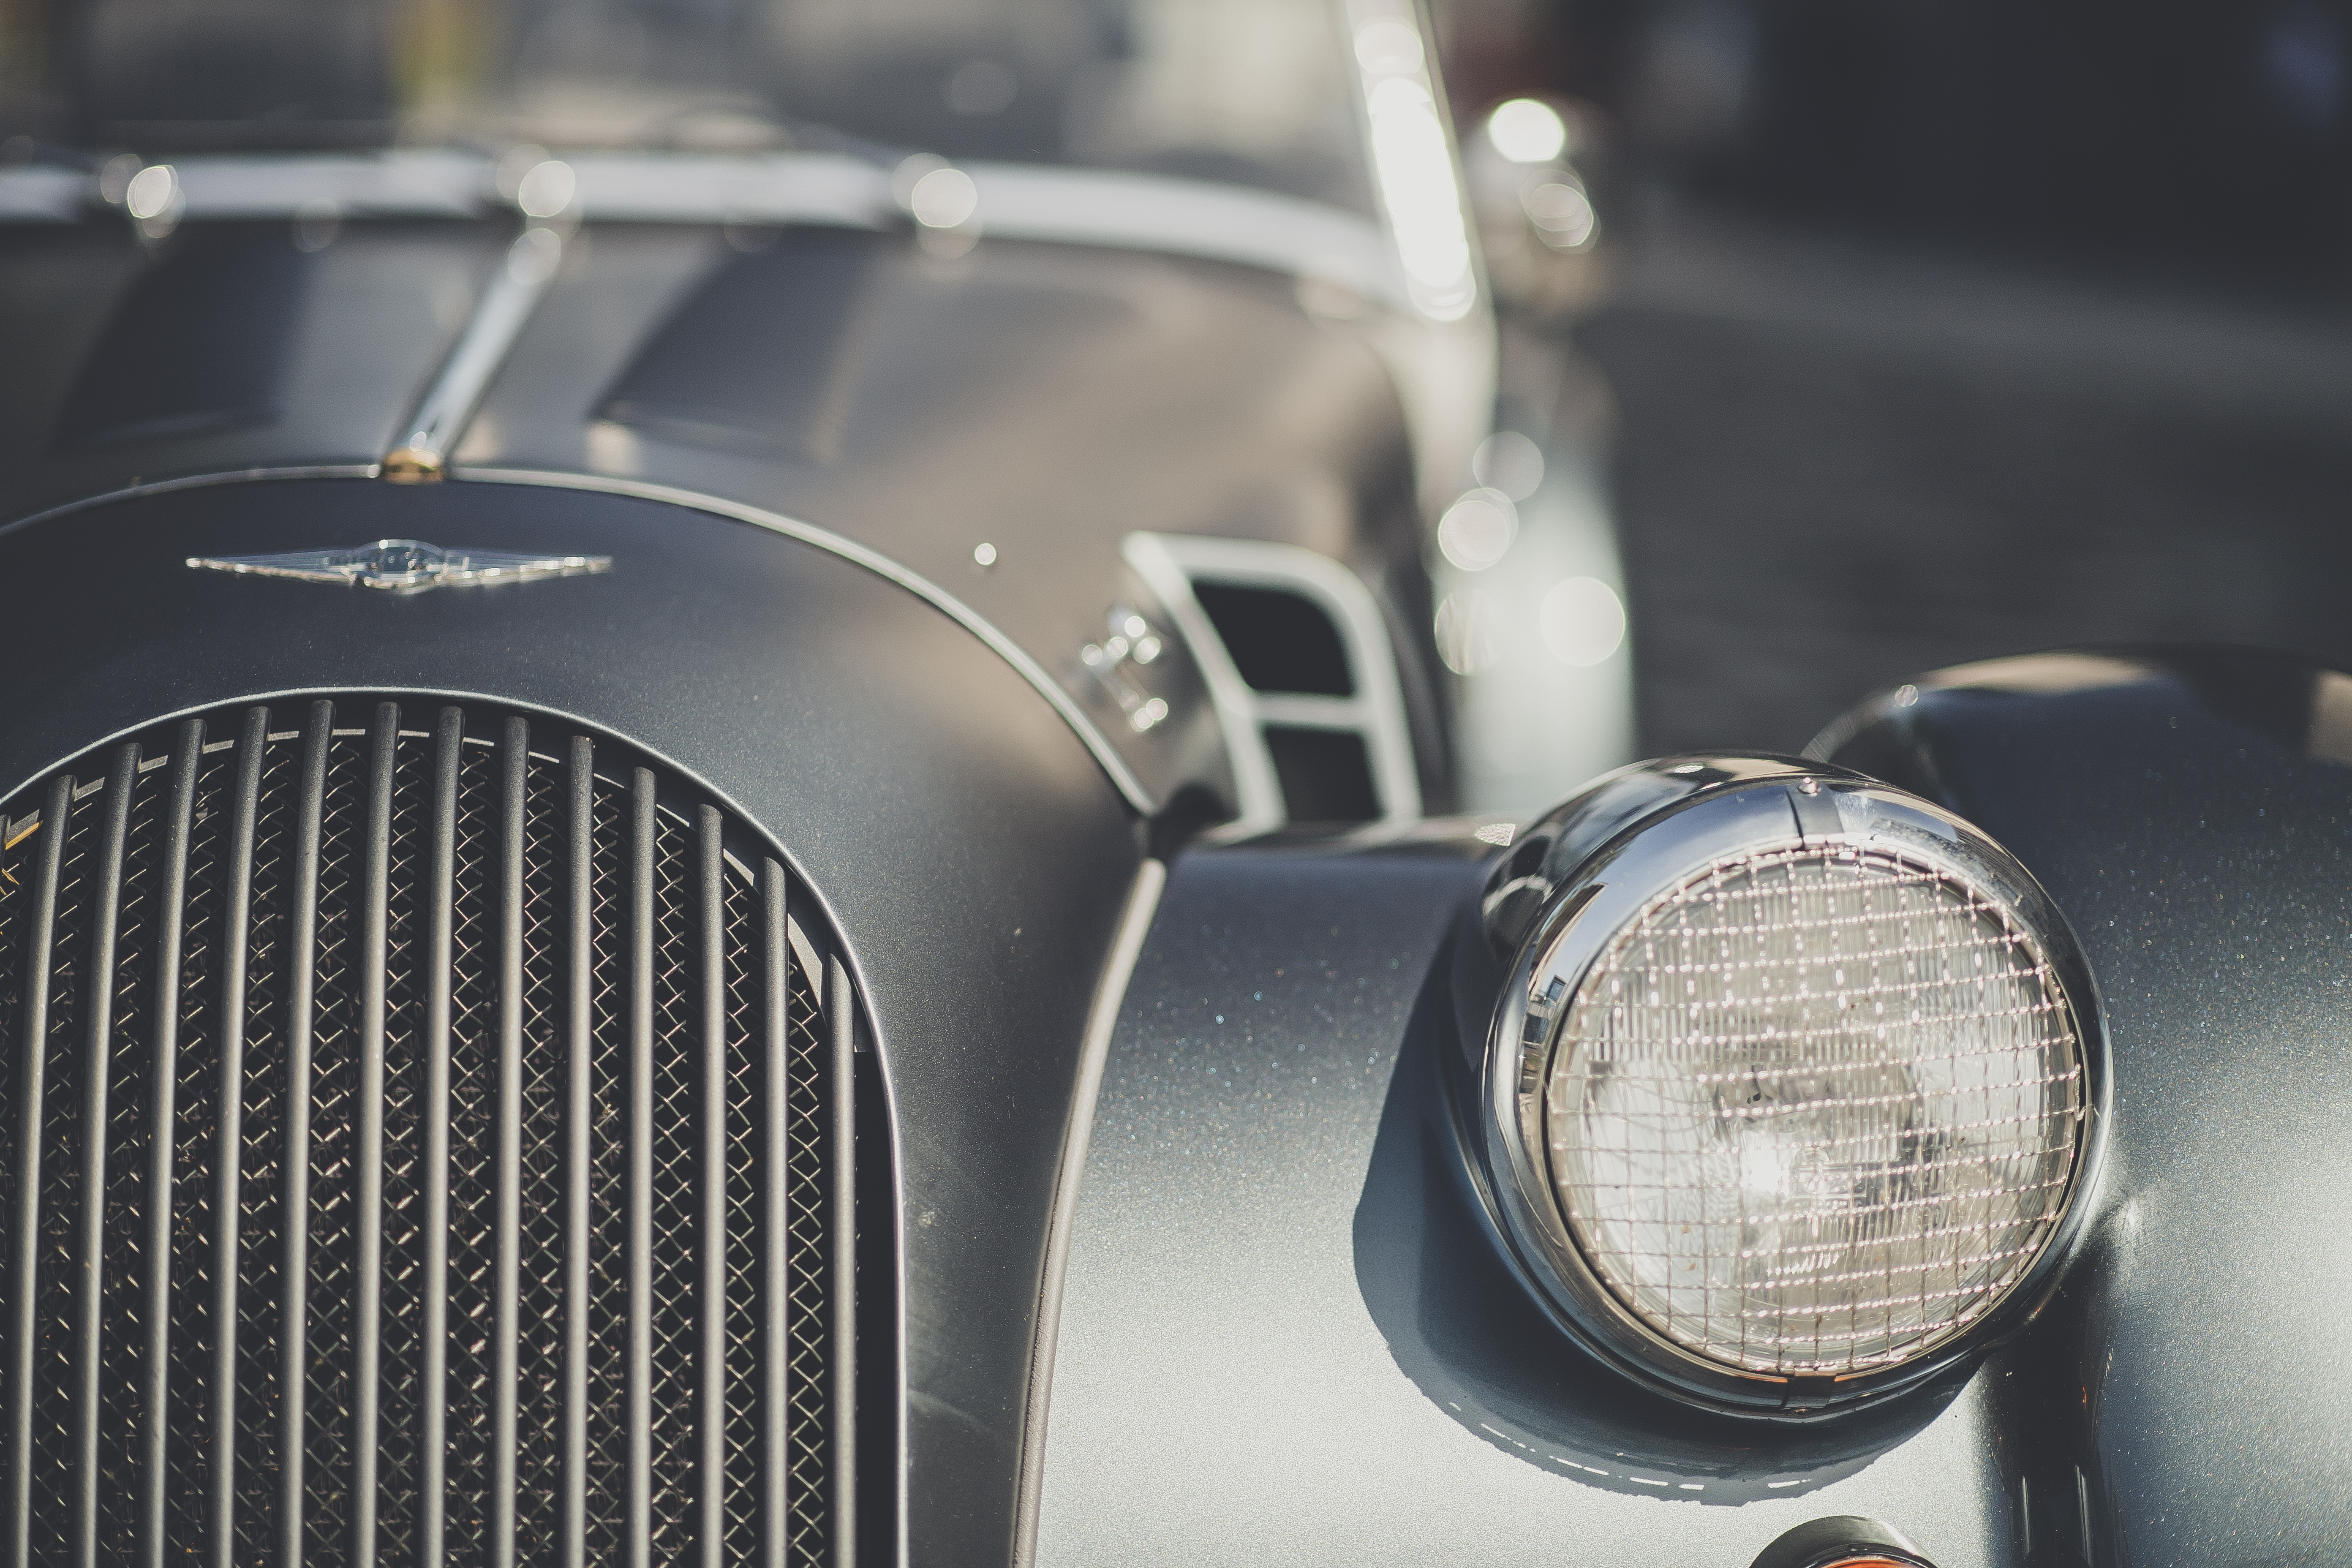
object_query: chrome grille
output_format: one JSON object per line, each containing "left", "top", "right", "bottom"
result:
{"left": 0, "top": 698, "right": 848, "bottom": 1568}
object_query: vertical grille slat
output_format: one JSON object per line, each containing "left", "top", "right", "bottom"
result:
{"left": 418, "top": 708, "right": 461, "bottom": 1568}
{"left": 229, "top": 719, "right": 293, "bottom": 1567}
{"left": 96, "top": 749, "right": 163, "bottom": 1568}
{"left": 134, "top": 721, "right": 203, "bottom": 1568}
{"left": 625, "top": 770, "right": 656, "bottom": 1568}
{"left": 278, "top": 703, "right": 332, "bottom": 1568}
{"left": 758, "top": 863, "right": 788, "bottom": 1568}
{"left": 825, "top": 958, "right": 857, "bottom": 1568}
{"left": 6, "top": 773, "right": 74, "bottom": 1568}
{"left": 70, "top": 744, "right": 140, "bottom": 1568}
{"left": 0, "top": 699, "right": 850, "bottom": 1568}
{"left": 33, "top": 777, "right": 99, "bottom": 1562}
{"left": 225, "top": 742, "right": 282, "bottom": 1561}
{"left": 695, "top": 809, "right": 727, "bottom": 1568}
{"left": 489, "top": 719, "right": 525, "bottom": 1568}
{"left": 161, "top": 742, "right": 227, "bottom": 1561}
{"left": 208, "top": 708, "right": 268, "bottom": 1568}
{"left": 351, "top": 708, "right": 397, "bottom": 1568}
{"left": 301, "top": 721, "right": 364, "bottom": 1568}
{"left": 558, "top": 739, "right": 593, "bottom": 1568}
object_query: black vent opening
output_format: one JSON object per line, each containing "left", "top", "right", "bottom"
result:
{"left": 1191, "top": 583, "right": 1355, "bottom": 697}
{"left": 1261, "top": 726, "right": 1381, "bottom": 825}
{"left": 0, "top": 697, "right": 864, "bottom": 1568}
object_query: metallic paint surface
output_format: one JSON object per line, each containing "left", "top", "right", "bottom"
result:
{"left": 1824, "top": 648, "right": 2352, "bottom": 1568}
{"left": 1012, "top": 857, "right": 1169, "bottom": 1568}
{"left": 0, "top": 222, "right": 497, "bottom": 521}
{"left": 458, "top": 466, "right": 1160, "bottom": 815}
{"left": 0, "top": 476, "right": 1144, "bottom": 1568}
{"left": 1038, "top": 838, "right": 2009, "bottom": 1566}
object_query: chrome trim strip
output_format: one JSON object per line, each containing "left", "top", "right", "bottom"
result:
{"left": 958, "top": 163, "right": 1399, "bottom": 308}
{"left": 458, "top": 468, "right": 1159, "bottom": 815}
{"left": 384, "top": 228, "right": 568, "bottom": 480}
{"left": 864, "top": 991, "right": 912, "bottom": 1568}
{"left": 1010, "top": 857, "right": 1165, "bottom": 1568}
{"left": 0, "top": 167, "right": 84, "bottom": 222}
{"left": 1340, "top": 0, "right": 1482, "bottom": 323}
{"left": 3, "top": 150, "right": 1405, "bottom": 305}
{"left": 0, "top": 467, "right": 384, "bottom": 539}
{"left": 558, "top": 152, "right": 895, "bottom": 229}
{"left": 143, "top": 150, "right": 486, "bottom": 218}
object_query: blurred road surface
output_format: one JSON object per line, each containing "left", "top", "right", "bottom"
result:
{"left": 1576, "top": 196, "right": 2352, "bottom": 757}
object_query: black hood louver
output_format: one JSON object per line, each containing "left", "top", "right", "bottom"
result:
{"left": 0, "top": 698, "right": 854, "bottom": 1568}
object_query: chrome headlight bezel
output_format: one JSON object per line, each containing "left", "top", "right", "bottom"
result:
{"left": 1476, "top": 759, "right": 2110, "bottom": 1418}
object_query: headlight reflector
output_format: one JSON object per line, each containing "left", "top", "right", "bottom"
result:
{"left": 1548, "top": 841, "right": 2083, "bottom": 1376}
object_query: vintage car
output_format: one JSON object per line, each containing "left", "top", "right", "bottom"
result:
{"left": 0, "top": 3, "right": 2334, "bottom": 1568}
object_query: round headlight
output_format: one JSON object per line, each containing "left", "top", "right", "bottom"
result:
{"left": 1478, "top": 760, "right": 2104, "bottom": 1414}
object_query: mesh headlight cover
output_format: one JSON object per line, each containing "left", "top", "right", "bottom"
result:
{"left": 1545, "top": 839, "right": 2084, "bottom": 1377}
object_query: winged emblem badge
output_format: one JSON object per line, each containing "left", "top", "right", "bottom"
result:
{"left": 186, "top": 539, "right": 612, "bottom": 593}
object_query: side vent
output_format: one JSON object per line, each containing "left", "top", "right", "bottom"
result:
{"left": 1124, "top": 534, "right": 1420, "bottom": 833}
{"left": 0, "top": 698, "right": 859, "bottom": 1568}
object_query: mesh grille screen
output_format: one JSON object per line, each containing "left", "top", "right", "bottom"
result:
{"left": 0, "top": 699, "right": 841, "bottom": 1567}
{"left": 1548, "top": 841, "right": 2082, "bottom": 1376}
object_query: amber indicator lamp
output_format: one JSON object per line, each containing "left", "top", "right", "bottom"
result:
{"left": 1748, "top": 1516, "right": 1935, "bottom": 1568}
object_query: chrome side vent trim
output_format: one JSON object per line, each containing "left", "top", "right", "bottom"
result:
{"left": 1123, "top": 532, "right": 1422, "bottom": 834}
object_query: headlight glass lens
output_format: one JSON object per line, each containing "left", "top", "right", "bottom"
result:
{"left": 1546, "top": 841, "right": 2083, "bottom": 1376}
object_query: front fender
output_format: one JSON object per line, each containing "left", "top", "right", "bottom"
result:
{"left": 1036, "top": 646, "right": 2352, "bottom": 1568}
{"left": 1818, "top": 647, "right": 2352, "bottom": 1568}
